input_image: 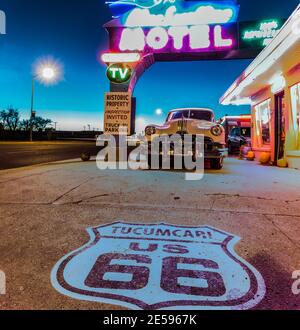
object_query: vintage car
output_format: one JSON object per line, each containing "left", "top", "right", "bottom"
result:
{"left": 227, "top": 126, "right": 251, "bottom": 154}
{"left": 145, "top": 108, "right": 228, "bottom": 169}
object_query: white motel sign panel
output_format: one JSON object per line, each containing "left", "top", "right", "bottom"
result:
{"left": 51, "top": 222, "right": 265, "bottom": 310}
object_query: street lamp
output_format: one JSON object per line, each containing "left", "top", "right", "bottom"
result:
{"left": 30, "top": 58, "right": 62, "bottom": 141}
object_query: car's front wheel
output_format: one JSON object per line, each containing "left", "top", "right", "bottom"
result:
{"left": 210, "top": 158, "right": 224, "bottom": 170}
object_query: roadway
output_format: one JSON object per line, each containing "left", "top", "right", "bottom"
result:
{"left": 0, "top": 141, "right": 99, "bottom": 170}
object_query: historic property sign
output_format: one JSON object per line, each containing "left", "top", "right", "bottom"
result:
{"left": 104, "top": 92, "right": 135, "bottom": 134}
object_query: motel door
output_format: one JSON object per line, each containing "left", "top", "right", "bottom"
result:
{"left": 275, "top": 92, "right": 286, "bottom": 163}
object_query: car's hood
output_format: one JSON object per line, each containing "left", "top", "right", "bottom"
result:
{"left": 145, "top": 118, "right": 225, "bottom": 144}
{"left": 150, "top": 119, "right": 215, "bottom": 130}
{"left": 191, "top": 120, "right": 215, "bottom": 129}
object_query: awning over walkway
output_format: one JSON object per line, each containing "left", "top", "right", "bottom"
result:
{"left": 220, "top": 5, "right": 300, "bottom": 106}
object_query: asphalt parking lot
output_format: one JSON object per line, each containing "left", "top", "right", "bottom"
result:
{"left": 0, "top": 157, "right": 299, "bottom": 310}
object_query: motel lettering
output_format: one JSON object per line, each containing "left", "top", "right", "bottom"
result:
{"left": 119, "top": 24, "right": 234, "bottom": 52}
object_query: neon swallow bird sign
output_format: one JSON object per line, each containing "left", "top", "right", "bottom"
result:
{"left": 107, "top": 0, "right": 177, "bottom": 10}
{"left": 107, "top": 0, "right": 239, "bottom": 21}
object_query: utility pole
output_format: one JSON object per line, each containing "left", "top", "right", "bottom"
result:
{"left": 29, "top": 77, "right": 35, "bottom": 142}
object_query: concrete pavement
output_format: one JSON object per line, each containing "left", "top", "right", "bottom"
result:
{"left": 0, "top": 157, "right": 300, "bottom": 309}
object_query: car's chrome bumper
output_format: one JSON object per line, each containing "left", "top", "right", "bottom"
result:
{"left": 205, "top": 148, "right": 228, "bottom": 159}
{"left": 204, "top": 140, "right": 228, "bottom": 158}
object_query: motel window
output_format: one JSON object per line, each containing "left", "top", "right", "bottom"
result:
{"left": 255, "top": 99, "right": 271, "bottom": 145}
{"left": 290, "top": 82, "right": 300, "bottom": 133}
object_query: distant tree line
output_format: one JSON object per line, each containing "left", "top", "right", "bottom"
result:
{"left": 0, "top": 108, "right": 52, "bottom": 132}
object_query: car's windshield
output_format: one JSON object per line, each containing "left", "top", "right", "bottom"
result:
{"left": 190, "top": 110, "right": 213, "bottom": 121}
{"left": 166, "top": 110, "right": 189, "bottom": 121}
{"left": 241, "top": 127, "right": 251, "bottom": 137}
{"left": 166, "top": 110, "right": 213, "bottom": 122}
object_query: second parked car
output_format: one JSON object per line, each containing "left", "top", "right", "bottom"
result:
{"left": 227, "top": 127, "right": 251, "bottom": 154}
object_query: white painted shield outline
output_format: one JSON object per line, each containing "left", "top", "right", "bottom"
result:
{"left": 51, "top": 222, "right": 266, "bottom": 310}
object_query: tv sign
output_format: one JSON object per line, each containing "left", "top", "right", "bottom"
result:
{"left": 105, "top": 0, "right": 239, "bottom": 55}
{"left": 107, "top": 63, "right": 133, "bottom": 84}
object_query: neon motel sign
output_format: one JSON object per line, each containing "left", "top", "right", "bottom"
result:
{"left": 106, "top": 1, "right": 239, "bottom": 54}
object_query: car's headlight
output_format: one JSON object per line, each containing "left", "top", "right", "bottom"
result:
{"left": 145, "top": 126, "right": 157, "bottom": 136}
{"left": 210, "top": 125, "right": 223, "bottom": 137}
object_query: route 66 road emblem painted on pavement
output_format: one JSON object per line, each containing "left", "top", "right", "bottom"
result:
{"left": 51, "top": 222, "right": 266, "bottom": 310}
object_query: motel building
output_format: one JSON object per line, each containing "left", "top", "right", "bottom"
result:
{"left": 220, "top": 4, "right": 300, "bottom": 170}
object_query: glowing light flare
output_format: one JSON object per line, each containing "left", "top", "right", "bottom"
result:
{"left": 34, "top": 58, "right": 63, "bottom": 85}
{"left": 155, "top": 108, "right": 163, "bottom": 116}
{"left": 42, "top": 67, "right": 55, "bottom": 80}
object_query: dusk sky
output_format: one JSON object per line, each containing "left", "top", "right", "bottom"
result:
{"left": 0, "top": 0, "right": 299, "bottom": 132}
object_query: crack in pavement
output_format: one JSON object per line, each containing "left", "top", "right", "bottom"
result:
{"left": 51, "top": 177, "right": 95, "bottom": 204}
{"left": 263, "top": 214, "right": 300, "bottom": 251}
{"left": 79, "top": 193, "right": 111, "bottom": 203}
{"left": 205, "top": 193, "right": 300, "bottom": 204}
